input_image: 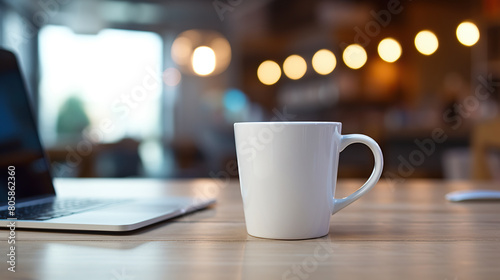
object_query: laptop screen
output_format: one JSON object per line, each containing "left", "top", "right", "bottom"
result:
{"left": 0, "top": 49, "right": 55, "bottom": 204}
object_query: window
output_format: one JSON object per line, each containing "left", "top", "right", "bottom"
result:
{"left": 38, "top": 25, "right": 163, "bottom": 146}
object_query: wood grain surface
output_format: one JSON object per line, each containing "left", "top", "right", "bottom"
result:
{"left": 1, "top": 178, "right": 499, "bottom": 280}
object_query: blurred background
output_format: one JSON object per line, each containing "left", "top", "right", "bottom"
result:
{"left": 1, "top": 0, "right": 499, "bottom": 181}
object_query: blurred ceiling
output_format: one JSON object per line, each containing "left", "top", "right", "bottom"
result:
{"left": 2, "top": 0, "right": 233, "bottom": 33}
{"left": 2, "top": 0, "right": 481, "bottom": 32}
{"left": 1, "top": 0, "right": 487, "bottom": 38}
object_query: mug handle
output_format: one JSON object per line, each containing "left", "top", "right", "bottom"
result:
{"left": 332, "top": 134, "right": 384, "bottom": 214}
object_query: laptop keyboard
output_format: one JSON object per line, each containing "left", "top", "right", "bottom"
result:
{"left": 0, "top": 198, "right": 126, "bottom": 220}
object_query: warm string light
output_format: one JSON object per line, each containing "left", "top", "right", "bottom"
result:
{"left": 456, "top": 21, "right": 480, "bottom": 46}
{"left": 343, "top": 44, "right": 367, "bottom": 69}
{"left": 257, "top": 60, "right": 281, "bottom": 85}
{"left": 283, "top": 55, "right": 307, "bottom": 80}
{"left": 312, "top": 49, "right": 336, "bottom": 75}
{"left": 256, "top": 21, "right": 479, "bottom": 85}
{"left": 415, "top": 30, "right": 439, "bottom": 55}
{"left": 378, "top": 38, "right": 402, "bottom": 63}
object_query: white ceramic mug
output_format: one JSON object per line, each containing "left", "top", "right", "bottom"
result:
{"left": 234, "top": 122, "right": 383, "bottom": 239}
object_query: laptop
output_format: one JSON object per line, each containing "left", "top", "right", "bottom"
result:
{"left": 0, "top": 49, "right": 215, "bottom": 232}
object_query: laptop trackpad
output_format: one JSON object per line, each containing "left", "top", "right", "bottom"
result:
{"left": 51, "top": 200, "right": 185, "bottom": 225}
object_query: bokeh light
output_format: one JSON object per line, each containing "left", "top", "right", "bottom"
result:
{"left": 312, "top": 49, "right": 336, "bottom": 75}
{"left": 415, "top": 30, "right": 439, "bottom": 55}
{"left": 257, "top": 60, "right": 281, "bottom": 85}
{"left": 192, "top": 46, "right": 216, "bottom": 76}
{"left": 171, "top": 29, "right": 231, "bottom": 76}
{"left": 162, "top": 68, "right": 182, "bottom": 86}
{"left": 378, "top": 38, "right": 402, "bottom": 63}
{"left": 223, "top": 88, "right": 248, "bottom": 112}
{"left": 171, "top": 35, "right": 193, "bottom": 67}
{"left": 342, "top": 44, "right": 367, "bottom": 69}
{"left": 456, "top": 21, "right": 480, "bottom": 46}
{"left": 283, "top": 54, "right": 307, "bottom": 80}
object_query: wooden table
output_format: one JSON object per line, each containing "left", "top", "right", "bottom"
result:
{"left": 1, "top": 178, "right": 500, "bottom": 279}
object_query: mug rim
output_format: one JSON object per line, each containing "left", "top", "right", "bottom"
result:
{"left": 234, "top": 121, "right": 341, "bottom": 126}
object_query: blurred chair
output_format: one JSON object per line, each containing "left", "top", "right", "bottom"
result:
{"left": 472, "top": 117, "right": 500, "bottom": 180}
{"left": 46, "top": 147, "right": 93, "bottom": 178}
{"left": 47, "top": 138, "right": 143, "bottom": 178}
{"left": 167, "top": 138, "right": 208, "bottom": 178}
{"left": 93, "top": 138, "right": 143, "bottom": 177}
